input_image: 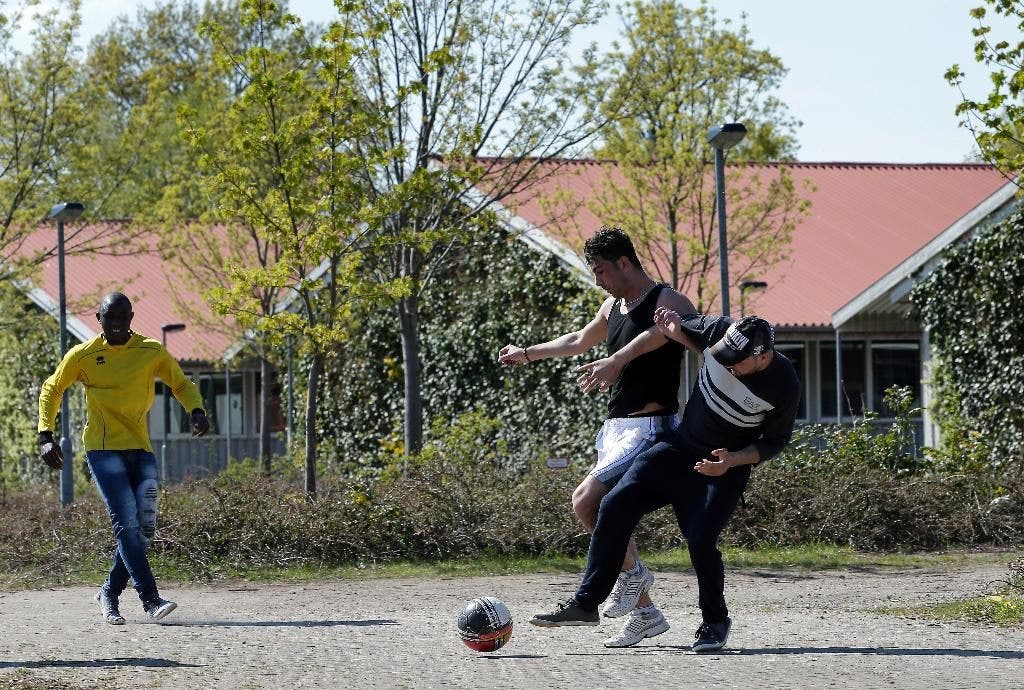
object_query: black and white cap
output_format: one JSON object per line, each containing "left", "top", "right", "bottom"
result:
{"left": 708, "top": 315, "right": 775, "bottom": 366}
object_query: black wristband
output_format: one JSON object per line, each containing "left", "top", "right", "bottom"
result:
{"left": 190, "top": 408, "right": 205, "bottom": 416}
{"left": 38, "top": 430, "right": 55, "bottom": 446}
{"left": 524, "top": 346, "right": 532, "bottom": 362}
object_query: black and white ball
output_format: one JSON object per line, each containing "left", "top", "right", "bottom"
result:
{"left": 457, "top": 596, "right": 513, "bottom": 652}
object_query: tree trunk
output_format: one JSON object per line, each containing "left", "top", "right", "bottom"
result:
{"left": 259, "top": 355, "right": 273, "bottom": 476}
{"left": 398, "top": 295, "right": 423, "bottom": 457}
{"left": 304, "top": 353, "right": 321, "bottom": 500}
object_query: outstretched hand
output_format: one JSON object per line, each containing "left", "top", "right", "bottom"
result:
{"left": 576, "top": 357, "right": 619, "bottom": 393}
{"left": 498, "top": 344, "right": 530, "bottom": 367}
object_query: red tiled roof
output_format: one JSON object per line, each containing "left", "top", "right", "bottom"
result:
{"left": 485, "top": 159, "right": 1007, "bottom": 328}
{"left": 14, "top": 221, "right": 238, "bottom": 362}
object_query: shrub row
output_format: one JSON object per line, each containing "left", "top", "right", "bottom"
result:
{"left": 3, "top": 444, "right": 1022, "bottom": 585}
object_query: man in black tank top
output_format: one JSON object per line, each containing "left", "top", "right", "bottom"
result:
{"left": 530, "top": 311, "right": 801, "bottom": 655}
{"left": 499, "top": 227, "right": 695, "bottom": 646}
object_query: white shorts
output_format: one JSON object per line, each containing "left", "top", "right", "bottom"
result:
{"left": 590, "top": 414, "right": 680, "bottom": 487}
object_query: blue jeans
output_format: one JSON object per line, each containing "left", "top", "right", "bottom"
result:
{"left": 574, "top": 440, "right": 750, "bottom": 623}
{"left": 86, "top": 449, "right": 161, "bottom": 602}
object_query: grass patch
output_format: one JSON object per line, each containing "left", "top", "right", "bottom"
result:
{"left": 650, "top": 544, "right": 1014, "bottom": 572}
{"left": 149, "top": 545, "right": 1015, "bottom": 585}
{"left": 127, "top": 546, "right": 1023, "bottom": 586}
{"left": 881, "top": 593, "right": 1024, "bottom": 627}
{"left": 2, "top": 544, "right": 1014, "bottom": 590}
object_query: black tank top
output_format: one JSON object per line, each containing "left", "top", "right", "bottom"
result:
{"left": 605, "top": 284, "right": 684, "bottom": 418}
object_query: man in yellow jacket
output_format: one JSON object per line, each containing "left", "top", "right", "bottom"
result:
{"left": 38, "top": 292, "right": 210, "bottom": 625}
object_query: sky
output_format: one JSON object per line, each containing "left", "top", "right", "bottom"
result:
{"left": 23, "top": 0, "right": 1020, "bottom": 163}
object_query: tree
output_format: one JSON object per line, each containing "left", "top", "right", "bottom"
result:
{"left": 77, "top": 0, "right": 236, "bottom": 221}
{"left": 946, "top": 0, "right": 1024, "bottom": 184}
{"left": 85, "top": 0, "right": 314, "bottom": 474}
{"left": 0, "top": 0, "right": 93, "bottom": 277}
{"left": 348, "top": 0, "right": 606, "bottom": 454}
{"left": 182, "top": 0, "right": 400, "bottom": 497}
{"left": 576, "top": 0, "right": 809, "bottom": 311}
{"left": 0, "top": 282, "right": 60, "bottom": 489}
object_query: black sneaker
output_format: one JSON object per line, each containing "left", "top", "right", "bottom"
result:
{"left": 94, "top": 587, "right": 126, "bottom": 625}
{"left": 692, "top": 617, "right": 731, "bottom": 652}
{"left": 143, "top": 596, "right": 178, "bottom": 621}
{"left": 529, "top": 598, "right": 599, "bottom": 627}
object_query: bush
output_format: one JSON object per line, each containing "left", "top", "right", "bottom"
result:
{"left": 3, "top": 407, "right": 1023, "bottom": 584}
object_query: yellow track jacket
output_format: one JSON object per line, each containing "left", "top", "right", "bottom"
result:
{"left": 38, "top": 332, "right": 206, "bottom": 452}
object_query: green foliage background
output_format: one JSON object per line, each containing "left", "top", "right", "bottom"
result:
{"left": 314, "top": 224, "right": 606, "bottom": 475}
{"left": 0, "top": 283, "right": 62, "bottom": 488}
{"left": 912, "top": 207, "right": 1024, "bottom": 471}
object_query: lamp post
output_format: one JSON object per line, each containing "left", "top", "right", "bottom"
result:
{"left": 160, "top": 323, "right": 186, "bottom": 482}
{"left": 707, "top": 123, "right": 747, "bottom": 317}
{"left": 48, "top": 201, "right": 84, "bottom": 507}
{"left": 739, "top": 280, "right": 768, "bottom": 317}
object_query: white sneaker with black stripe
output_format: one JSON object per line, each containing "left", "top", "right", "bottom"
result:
{"left": 601, "top": 562, "right": 654, "bottom": 618}
{"left": 603, "top": 607, "right": 670, "bottom": 647}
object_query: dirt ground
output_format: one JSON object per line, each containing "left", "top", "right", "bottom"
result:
{"left": 1, "top": 559, "right": 1022, "bottom": 689}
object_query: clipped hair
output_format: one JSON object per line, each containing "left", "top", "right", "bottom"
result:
{"left": 583, "top": 226, "right": 642, "bottom": 269}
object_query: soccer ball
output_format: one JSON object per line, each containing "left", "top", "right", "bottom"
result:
{"left": 457, "top": 596, "right": 513, "bottom": 652}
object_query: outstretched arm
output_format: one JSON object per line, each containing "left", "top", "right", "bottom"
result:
{"left": 498, "top": 296, "right": 614, "bottom": 367}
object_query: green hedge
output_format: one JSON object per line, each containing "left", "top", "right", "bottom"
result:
{"left": 912, "top": 206, "right": 1024, "bottom": 471}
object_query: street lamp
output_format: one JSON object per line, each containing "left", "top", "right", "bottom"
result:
{"left": 48, "top": 201, "right": 84, "bottom": 507}
{"left": 160, "top": 323, "right": 186, "bottom": 482}
{"left": 739, "top": 280, "right": 768, "bottom": 317}
{"left": 707, "top": 123, "right": 747, "bottom": 317}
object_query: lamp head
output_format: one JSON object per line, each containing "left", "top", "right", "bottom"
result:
{"left": 161, "top": 323, "right": 186, "bottom": 334}
{"left": 48, "top": 201, "right": 85, "bottom": 222}
{"left": 740, "top": 280, "right": 768, "bottom": 291}
{"left": 707, "top": 123, "right": 747, "bottom": 150}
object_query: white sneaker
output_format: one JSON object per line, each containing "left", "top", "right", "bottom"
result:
{"left": 603, "top": 608, "right": 670, "bottom": 647}
{"left": 601, "top": 562, "right": 654, "bottom": 618}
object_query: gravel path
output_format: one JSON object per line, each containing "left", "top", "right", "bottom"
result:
{"left": 1, "top": 560, "right": 1022, "bottom": 689}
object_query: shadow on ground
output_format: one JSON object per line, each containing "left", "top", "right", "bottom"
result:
{"left": 0, "top": 657, "right": 199, "bottom": 670}
{"left": 159, "top": 618, "right": 399, "bottom": 628}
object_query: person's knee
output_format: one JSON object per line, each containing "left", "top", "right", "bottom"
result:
{"left": 572, "top": 479, "right": 606, "bottom": 527}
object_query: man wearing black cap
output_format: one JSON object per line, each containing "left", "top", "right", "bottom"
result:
{"left": 530, "top": 310, "right": 801, "bottom": 653}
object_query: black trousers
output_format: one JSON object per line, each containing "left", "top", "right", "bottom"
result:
{"left": 574, "top": 440, "right": 750, "bottom": 623}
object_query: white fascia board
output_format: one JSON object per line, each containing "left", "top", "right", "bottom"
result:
{"left": 832, "top": 180, "right": 1018, "bottom": 328}
{"left": 460, "top": 183, "right": 593, "bottom": 287}
{"left": 17, "top": 280, "right": 97, "bottom": 343}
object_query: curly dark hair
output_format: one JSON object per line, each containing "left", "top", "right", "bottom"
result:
{"left": 583, "top": 226, "right": 642, "bottom": 269}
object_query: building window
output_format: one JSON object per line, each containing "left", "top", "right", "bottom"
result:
{"left": 152, "top": 372, "right": 243, "bottom": 436}
{"left": 774, "top": 343, "right": 807, "bottom": 420}
{"left": 202, "top": 372, "right": 244, "bottom": 435}
{"left": 871, "top": 342, "right": 921, "bottom": 414}
{"left": 820, "top": 341, "right": 866, "bottom": 418}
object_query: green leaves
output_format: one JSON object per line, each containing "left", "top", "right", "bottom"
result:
{"left": 0, "top": 0, "right": 92, "bottom": 262}
{"left": 948, "top": 1, "right": 1024, "bottom": 181}
{"left": 912, "top": 207, "right": 1024, "bottom": 471}
{"left": 572, "top": 0, "right": 806, "bottom": 311}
